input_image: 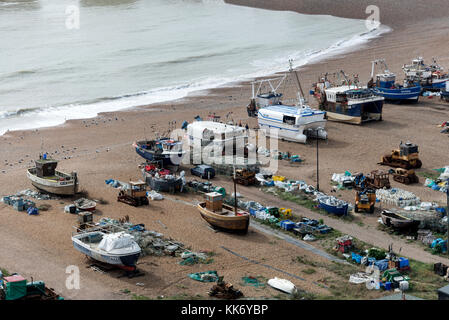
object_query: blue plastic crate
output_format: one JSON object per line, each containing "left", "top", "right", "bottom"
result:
{"left": 280, "top": 220, "right": 295, "bottom": 231}
{"left": 399, "top": 257, "right": 409, "bottom": 269}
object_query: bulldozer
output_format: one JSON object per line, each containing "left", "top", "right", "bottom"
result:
{"left": 354, "top": 189, "right": 376, "bottom": 213}
{"left": 380, "top": 141, "right": 422, "bottom": 169}
{"left": 365, "top": 170, "right": 391, "bottom": 189}
{"left": 392, "top": 168, "right": 419, "bottom": 185}
{"left": 233, "top": 169, "right": 257, "bottom": 186}
{"left": 117, "top": 181, "right": 149, "bottom": 207}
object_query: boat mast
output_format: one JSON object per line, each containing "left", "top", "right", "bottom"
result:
{"left": 289, "top": 59, "right": 306, "bottom": 106}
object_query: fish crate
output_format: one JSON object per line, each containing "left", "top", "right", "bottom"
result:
{"left": 280, "top": 220, "right": 295, "bottom": 231}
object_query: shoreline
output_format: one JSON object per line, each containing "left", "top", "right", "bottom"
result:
{"left": 0, "top": 19, "right": 391, "bottom": 137}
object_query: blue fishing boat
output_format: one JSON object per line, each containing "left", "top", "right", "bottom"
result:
{"left": 403, "top": 57, "right": 449, "bottom": 92}
{"left": 317, "top": 196, "right": 349, "bottom": 216}
{"left": 133, "top": 138, "right": 185, "bottom": 167}
{"left": 370, "top": 59, "right": 421, "bottom": 102}
{"left": 312, "top": 71, "right": 384, "bottom": 124}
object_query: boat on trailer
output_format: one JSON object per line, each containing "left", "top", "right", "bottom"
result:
{"left": 72, "top": 230, "right": 141, "bottom": 269}
{"left": 26, "top": 155, "right": 79, "bottom": 195}
{"left": 403, "top": 57, "right": 449, "bottom": 91}
{"left": 251, "top": 60, "right": 327, "bottom": 143}
{"left": 312, "top": 71, "right": 384, "bottom": 124}
{"left": 370, "top": 59, "right": 421, "bottom": 102}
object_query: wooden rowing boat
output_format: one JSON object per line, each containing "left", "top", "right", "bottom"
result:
{"left": 380, "top": 210, "right": 420, "bottom": 229}
{"left": 197, "top": 194, "right": 249, "bottom": 234}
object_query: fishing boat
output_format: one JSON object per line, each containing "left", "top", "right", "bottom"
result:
{"left": 403, "top": 57, "right": 449, "bottom": 91}
{"left": 74, "top": 198, "right": 96, "bottom": 212}
{"left": 141, "top": 165, "right": 184, "bottom": 193}
{"left": 197, "top": 192, "right": 250, "bottom": 234}
{"left": 257, "top": 105, "right": 327, "bottom": 143}
{"left": 26, "top": 155, "right": 78, "bottom": 195}
{"left": 312, "top": 71, "right": 384, "bottom": 124}
{"left": 251, "top": 61, "right": 327, "bottom": 143}
{"left": 380, "top": 210, "right": 420, "bottom": 229}
{"left": 133, "top": 138, "right": 185, "bottom": 167}
{"left": 72, "top": 230, "right": 141, "bottom": 269}
{"left": 186, "top": 121, "right": 250, "bottom": 158}
{"left": 370, "top": 59, "right": 421, "bottom": 102}
{"left": 317, "top": 195, "right": 349, "bottom": 216}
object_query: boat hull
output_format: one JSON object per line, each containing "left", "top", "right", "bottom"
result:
{"left": 197, "top": 203, "right": 249, "bottom": 234}
{"left": 373, "top": 86, "right": 421, "bottom": 101}
{"left": 318, "top": 200, "right": 348, "bottom": 216}
{"left": 134, "top": 141, "right": 185, "bottom": 167}
{"left": 72, "top": 238, "right": 140, "bottom": 267}
{"left": 27, "top": 169, "right": 78, "bottom": 195}
{"left": 381, "top": 211, "right": 419, "bottom": 229}
{"left": 142, "top": 171, "right": 183, "bottom": 193}
{"left": 321, "top": 100, "right": 383, "bottom": 125}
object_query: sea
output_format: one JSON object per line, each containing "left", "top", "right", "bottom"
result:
{"left": 0, "top": 0, "right": 390, "bottom": 135}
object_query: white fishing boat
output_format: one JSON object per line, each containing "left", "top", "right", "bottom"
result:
{"left": 267, "top": 277, "right": 297, "bottom": 294}
{"left": 252, "top": 60, "right": 327, "bottom": 143}
{"left": 72, "top": 230, "right": 141, "bottom": 269}
{"left": 27, "top": 155, "right": 79, "bottom": 195}
{"left": 185, "top": 121, "right": 252, "bottom": 161}
{"left": 402, "top": 57, "right": 449, "bottom": 91}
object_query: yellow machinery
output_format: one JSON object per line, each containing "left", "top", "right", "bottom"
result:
{"left": 279, "top": 208, "right": 292, "bottom": 219}
{"left": 354, "top": 189, "right": 376, "bottom": 213}
{"left": 392, "top": 168, "right": 419, "bottom": 184}
{"left": 117, "top": 181, "right": 149, "bottom": 207}
{"left": 380, "top": 141, "right": 422, "bottom": 169}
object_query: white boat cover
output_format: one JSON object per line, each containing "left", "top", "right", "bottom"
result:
{"left": 97, "top": 232, "right": 135, "bottom": 252}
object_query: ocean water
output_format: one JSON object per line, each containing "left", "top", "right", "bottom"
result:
{"left": 0, "top": 0, "right": 389, "bottom": 134}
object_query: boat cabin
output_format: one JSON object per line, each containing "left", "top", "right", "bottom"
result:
{"left": 205, "top": 192, "right": 223, "bottom": 212}
{"left": 376, "top": 73, "right": 396, "bottom": 88}
{"left": 256, "top": 92, "right": 283, "bottom": 108}
{"left": 34, "top": 157, "right": 58, "bottom": 178}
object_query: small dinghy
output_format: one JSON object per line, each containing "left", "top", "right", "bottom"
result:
{"left": 72, "top": 231, "right": 141, "bottom": 269}
{"left": 317, "top": 195, "right": 349, "bottom": 216}
{"left": 267, "top": 277, "right": 297, "bottom": 295}
{"left": 74, "top": 198, "right": 96, "bottom": 212}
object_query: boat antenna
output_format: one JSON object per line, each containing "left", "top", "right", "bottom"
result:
{"left": 289, "top": 59, "right": 307, "bottom": 106}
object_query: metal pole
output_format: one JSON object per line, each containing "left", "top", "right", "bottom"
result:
{"left": 446, "top": 179, "right": 449, "bottom": 255}
{"left": 233, "top": 167, "right": 237, "bottom": 215}
{"left": 316, "top": 129, "right": 319, "bottom": 191}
